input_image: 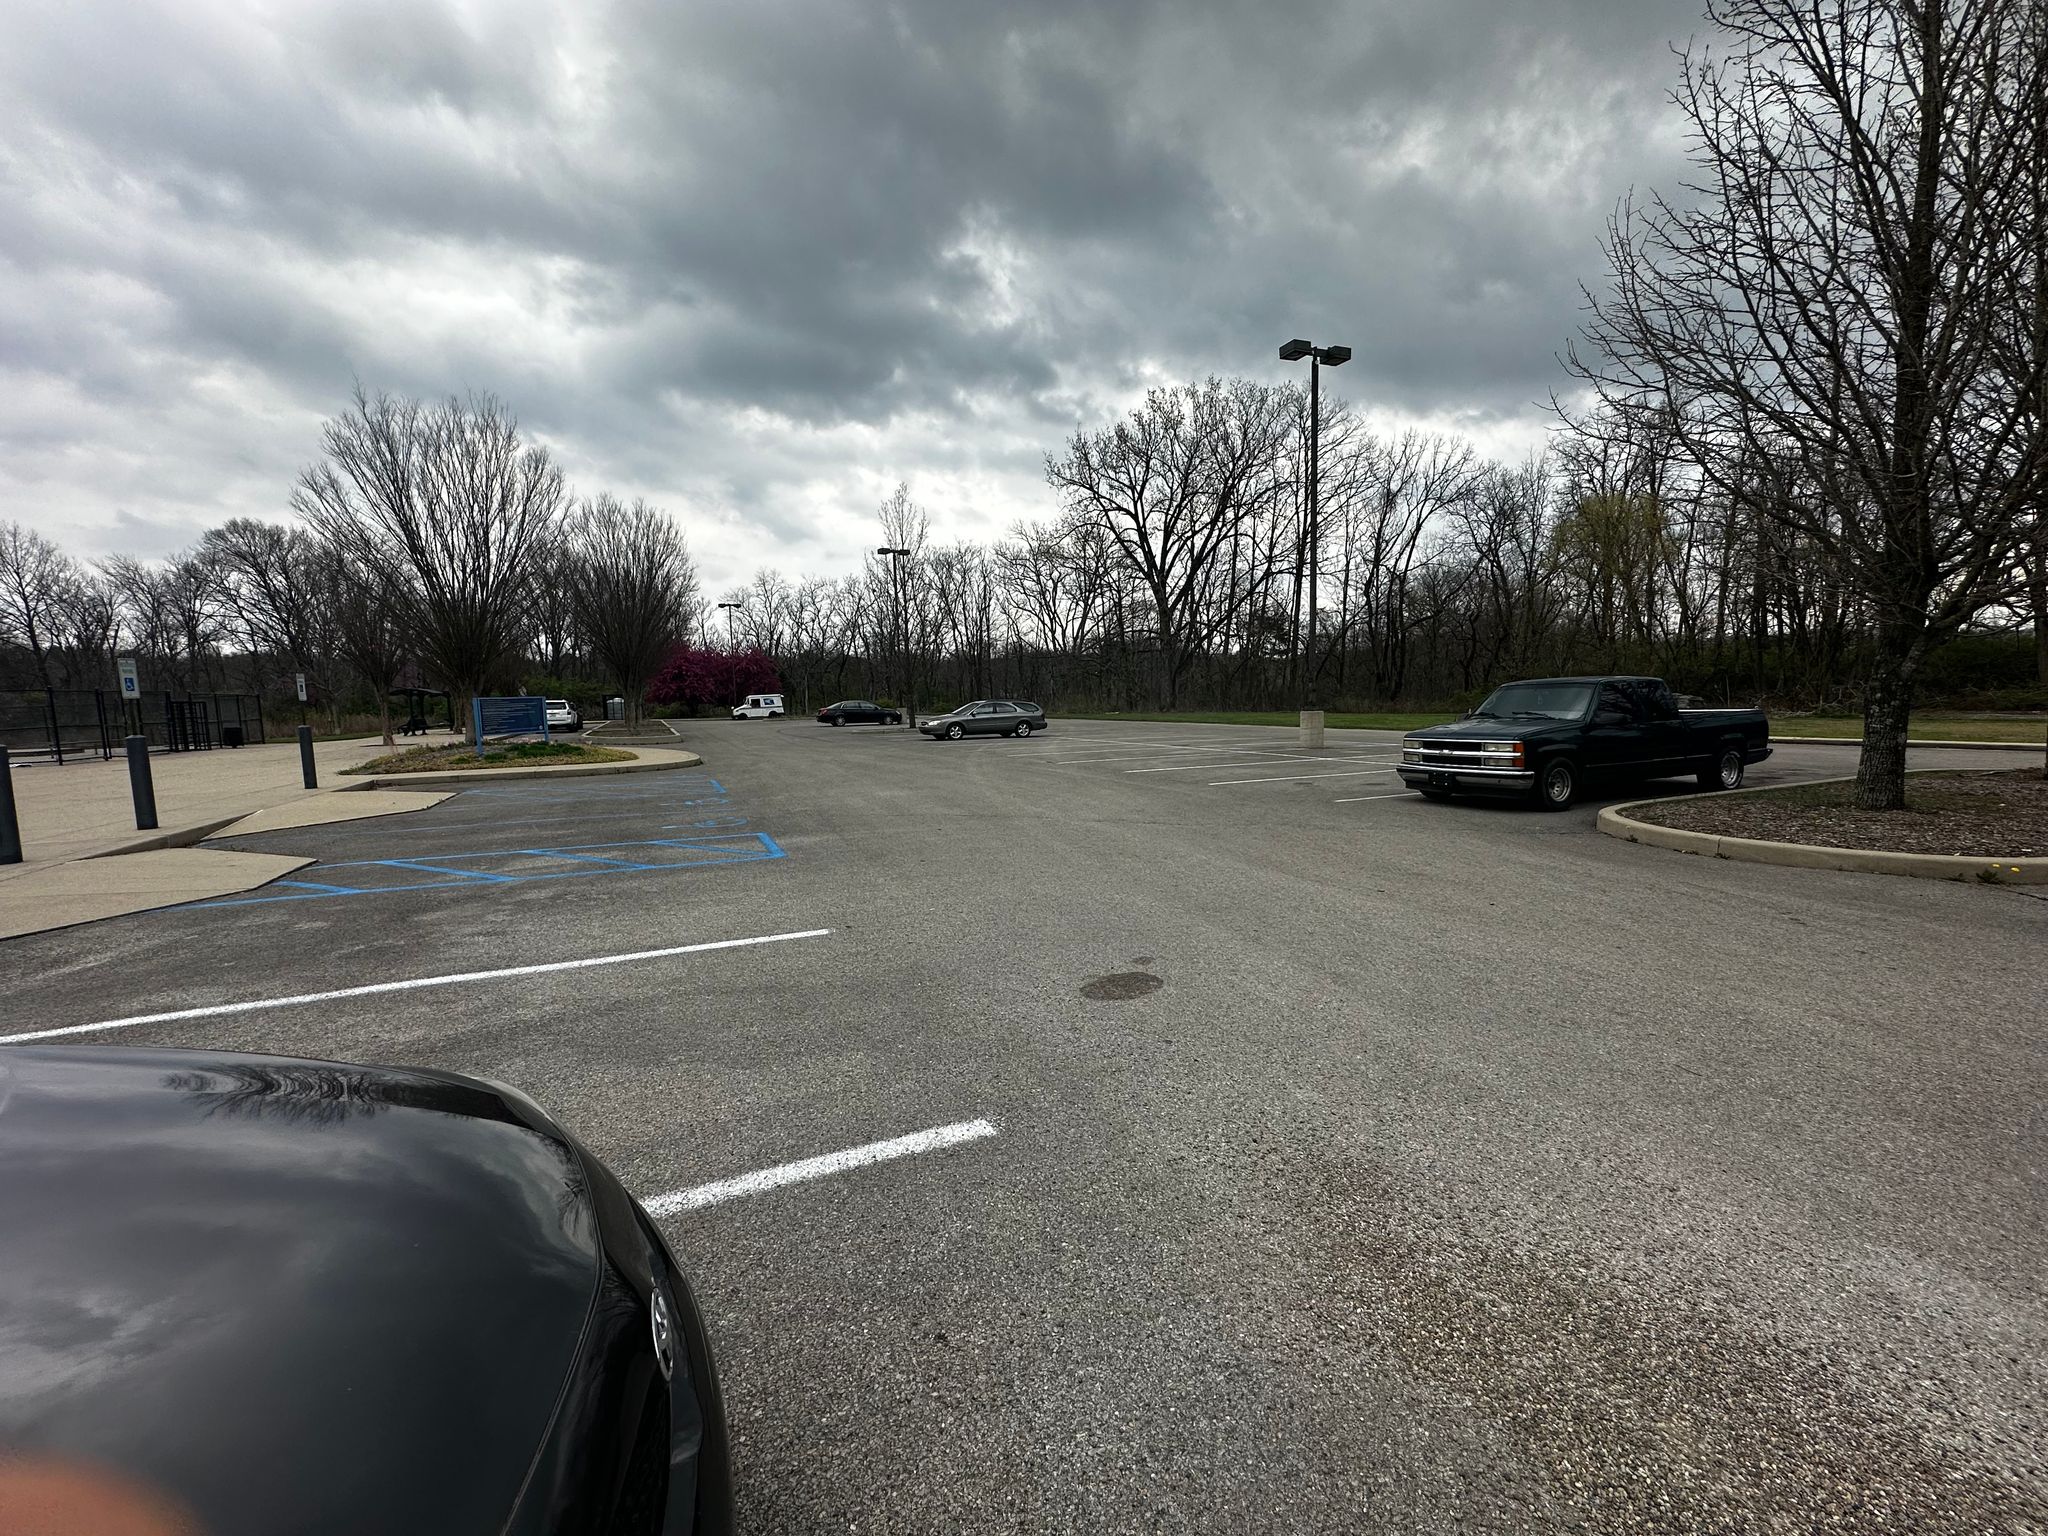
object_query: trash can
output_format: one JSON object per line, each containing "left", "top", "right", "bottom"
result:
{"left": 221, "top": 724, "right": 244, "bottom": 748}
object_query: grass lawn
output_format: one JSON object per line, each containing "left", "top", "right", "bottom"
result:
{"left": 1777, "top": 715, "right": 2048, "bottom": 744}
{"left": 1062, "top": 708, "right": 2046, "bottom": 744}
{"left": 343, "top": 741, "right": 636, "bottom": 774}
{"left": 1061, "top": 709, "right": 1458, "bottom": 732}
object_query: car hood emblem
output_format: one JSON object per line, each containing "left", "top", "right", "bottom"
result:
{"left": 649, "top": 1288, "right": 677, "bottom": 1382}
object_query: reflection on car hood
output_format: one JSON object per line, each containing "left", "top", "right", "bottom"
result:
{"left": 0, "top": 1046, "right": 599, "bottom": 1536}
{"left": 1406, "top": 716, "right": 1569, "bottom": 739}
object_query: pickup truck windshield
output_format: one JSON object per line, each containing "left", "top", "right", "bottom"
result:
{"left": 1472, "top": 682, "right": 1595, "bottom": 719}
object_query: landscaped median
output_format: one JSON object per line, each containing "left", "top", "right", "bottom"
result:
{"left": 1599, "top": 769, "right": 2048, "bottom": 884}
{"left": 338, "top": 740, "right": 703, "bottom": 788}
{"left": 342, "top": 741, "right": 638, "bottom": 774}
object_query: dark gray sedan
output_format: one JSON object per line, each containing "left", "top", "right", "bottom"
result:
{"left": 918, "top": 699, "right": 1047, "bottom": 740}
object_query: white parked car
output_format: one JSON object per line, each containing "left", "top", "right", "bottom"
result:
{"left": 732, "top": 693, "right": 785, "bottom": 719}
{"left": 543, "top": 698, "right": 582, "bottom": 732}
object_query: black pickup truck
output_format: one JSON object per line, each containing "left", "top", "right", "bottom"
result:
{"left": 1398, "top": 676, "right": 1771, "bottom": 810}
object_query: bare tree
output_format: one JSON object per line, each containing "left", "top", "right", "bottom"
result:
{"left": 317, "top": 543, "right": 410, "bottom": 746}
{"left": 1568, "top": 0, "right": 2048, "bottom": 807}
{"left": 526, "top": 530, "right": 582, "bottom": 677}
{"left": 1047, "top": 379, "right": 1291, "bottom": 707}
{"left": 294, "top": 388, "right": 566, "bottom": 709}
{"left": 58, "top": 568, "right": 121, "bottom": 690}
{"left": 565, "top": 494, "right": 697, "bottom": 725}
{"left": 201, "top": 519, "right": 333, "bottom": 699}
{"left": 0, "top": 521, "right": 80, "bottom": 690}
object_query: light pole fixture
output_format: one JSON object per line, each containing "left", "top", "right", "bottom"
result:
{"left": 717, "top": 601, "right": 742, "bottom": 708}
{"left": 875, "top": 546, "right": 916, "bottom": 728}
{"left": 1278, "top": 339, "right": 1349, "bottom": 739}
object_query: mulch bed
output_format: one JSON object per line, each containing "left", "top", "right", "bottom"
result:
{"left": 1628, "top": 768, "right": 2048, "bottom": 858}
{"left": 343, "top": 741, "right": 635, "bottom": 775}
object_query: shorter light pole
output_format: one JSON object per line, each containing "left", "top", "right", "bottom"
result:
{"left": 876, "top": 547, "right": 915, "bottom": 727}
{"left": 717, "top": 601, "right": 743, "bottom": 710}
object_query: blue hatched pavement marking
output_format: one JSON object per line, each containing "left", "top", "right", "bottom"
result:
{"left": 192, "top": 832, "right": 786, "bottom": 908}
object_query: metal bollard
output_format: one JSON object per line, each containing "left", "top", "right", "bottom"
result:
{"left": 126, "top": 735, "right": 158, "bottom": 831}
{"left": 298, "top": 724, "right": 317, "bottom": 789}
{"left": 0, "top": 746, "right": 22, "bottom": 865}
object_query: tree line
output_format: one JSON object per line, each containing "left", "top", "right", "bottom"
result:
{"left": 0, "top": 390, "right": 700, "bottom": 743}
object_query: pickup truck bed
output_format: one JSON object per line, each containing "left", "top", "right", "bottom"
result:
{"left": 1398, "top": 676, "right": 1770, "bottom": 810}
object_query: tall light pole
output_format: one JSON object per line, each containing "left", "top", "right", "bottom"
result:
{"left": 717, "top": 601, "right": 742, "bottom": 708}
{"left": 1278, "top": 338, "right": 1350, "bottom": 745}
{"left": 876, "top": 546, "right": 915, "bottom": 728}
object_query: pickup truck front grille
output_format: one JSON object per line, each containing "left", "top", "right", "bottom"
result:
{"left": 1402, "top": 737, "right": 1524, "bottom": 769}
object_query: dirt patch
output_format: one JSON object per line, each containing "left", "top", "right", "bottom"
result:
{"left": 343, "top": 741, "right": 637, "bottom": 775}
{"left": 1630, "top": 768, "right": 2048, "bottom": 857}
{"left": 1080, "top": 971, "right": 1165, "bottom": 1001}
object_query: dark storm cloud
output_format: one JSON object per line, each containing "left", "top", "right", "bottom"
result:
{"left": 0, "top": 0, "right": 1708, "bottom": 585}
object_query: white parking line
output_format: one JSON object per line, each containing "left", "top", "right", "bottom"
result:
{"left": 1013, "top": 736, "right": 1202, "bottom": 752}
{"left": 643, "top": 1117, "right": 998, "bottom": 1214}
{"left": 1334, "top": 791, "right": 1419, "bottom": 802}
{"left": 0, "top": 929, "right": 834, "bottom": 1045}
{"left": 1127, "top": 755, "right": 1395, "bottom": 774}
{"left": 1033, "top": 744, "right": 1312, "bottom": 764}
{"left": 1207, "top": 769, "right": 1398, "bottom": 786}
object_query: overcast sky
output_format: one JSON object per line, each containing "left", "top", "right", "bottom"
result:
{"left": 1, "top": 0, "right": 1707, "bottom": 594}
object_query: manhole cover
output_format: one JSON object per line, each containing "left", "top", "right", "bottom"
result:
{"left": 1080, "top": 971, "right": 1164, "bottom": 1002}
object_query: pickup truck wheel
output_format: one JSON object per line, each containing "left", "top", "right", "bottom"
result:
{"left": 1536, "top": 757, "right": 1577, "bottom": 811}
{"left": 1700, "top": 747, "right": 1744, "bottom": 791}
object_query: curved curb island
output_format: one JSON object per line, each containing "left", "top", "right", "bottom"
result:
{"left": 337, "top": 745, "right": 705, "bottom": 789}
{"left": 1598, "top": 780, "right": 2046, "bottom": 884}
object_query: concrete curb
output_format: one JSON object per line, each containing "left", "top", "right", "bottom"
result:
{"left": 1598, "top": 779, "right": 2046, "bottom": 884}
{"left": 81, "top": 816, "right": 244, "bottom": 860}
{"left": 1773, "top": 734, "right": 2043, "bottom": 752}
{"left": 337, "top": 748, "right": 704, "bottom": 790}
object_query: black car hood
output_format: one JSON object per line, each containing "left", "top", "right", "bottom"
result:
{"left": 0, "top": 1046, "right": 600, "bottom": 1536}
{"left": 1407, "top": 715, "right": 1572, "bottom": 739}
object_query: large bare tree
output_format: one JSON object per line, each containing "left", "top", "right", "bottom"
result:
{"left": 566, "top": 494, "right": 697, "bottom": 725}
{"left": 1568, "top": 0, "right": 2048, "bottom": 807}
{"left": 294, "top": 389, "right": 566, "bottom": 709}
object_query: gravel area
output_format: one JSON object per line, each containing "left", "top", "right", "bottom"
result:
{"left": 1630, "top": 768, "right": 2048, "bottom": 856}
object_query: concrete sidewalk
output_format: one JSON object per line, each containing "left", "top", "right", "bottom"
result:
{"left": 0, "top": 735, "right": 465, "bottom": 940}
{"left": 0, "top": 733, "right": 708, "bottom": 941}
{"left": 1, "top": 733, "right": 460, "bottom": 872}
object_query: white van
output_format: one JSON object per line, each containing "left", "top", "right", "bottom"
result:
{"left": 732, "top": 693, "right": 785, "bottom": 719}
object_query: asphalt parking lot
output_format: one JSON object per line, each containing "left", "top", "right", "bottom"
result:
{"left": 2, "top": 720, "right": 2043, "bottom": 1533}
